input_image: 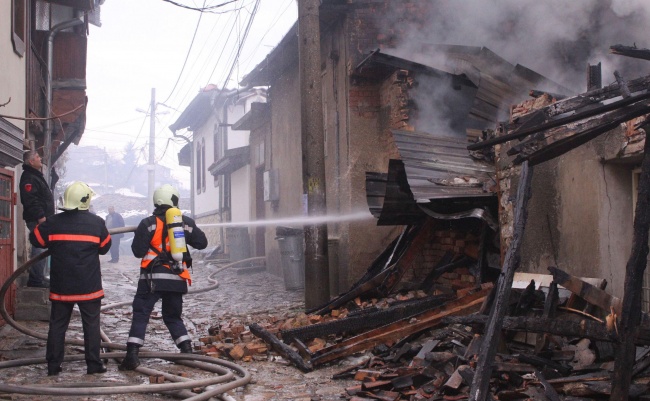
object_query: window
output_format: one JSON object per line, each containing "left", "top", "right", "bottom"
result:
{"left": 214, "top": 124, "right": 219, "bottom": 187}
{"left": 201, "top": 138, "right": 206, "bottom": 193}
{"left": 12, "top": 0, "right": 26, "bottom": 56}
{"left": 196, "top": 141, "right": 202, "bottom": 194}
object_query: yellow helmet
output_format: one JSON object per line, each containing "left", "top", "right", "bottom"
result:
{"left": 60, "top": 181, "right": 95, "bottom": 211}
{"left": 153, "top": 184, "right": 180, "bottom": 207}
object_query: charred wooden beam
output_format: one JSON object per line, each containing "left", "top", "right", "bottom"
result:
{"left": 511, "top": 73, "right": 650, "bottom": 129}
{"left": 446, "top": 314, "right": 650, "bottom": 345}
{"left": 614, "top": 71, "right": 631, "bottom": 98}
{"left": 610, "top": 44, "right": 650, "bottom": 61}
{"left": 535, "top": 281, "right": 558, "bottom": 354}
{"left": 310, "top": 284, "right": 493, "bottom": 367}
{"left": 520, "top": 100, "right": 650, "bottom": 166}
{"left": 469, "top": 162, "right": 534, "bottom": 401}
{"left": 516, "top": 353, "right": 571, "bottom": 375}
{"left": 468, "top": 91, "right": 650, "bottom": 151}
{"left": 548, "top": 266, "right": 622, "bottom": 316}
{"left": 529, "top": 90, "right": 568, "bottom": 100}
{"left": 249, "top": 323, "right": 313, "bottom": 372}
{"left": 536, "top": 370, "right": 562, "bottom": 401}
{"left": 508, "top": 99, "right": 650, "bottom": 159}
{"left": 280, "top": 293, "right": 455, "bottom": 343}
{"left": 611, "top": 122, "right": 650, "bottom": 400}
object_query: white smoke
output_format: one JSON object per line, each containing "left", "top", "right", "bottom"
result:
{"left": 390, "top": 0, "right": 650, "bottom": 92}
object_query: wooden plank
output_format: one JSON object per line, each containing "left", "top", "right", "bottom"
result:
{"left": 443, "top": 314, "right": 650, "bottom": 345}
{"left": 548, "top": 266, "right": 622, "bottom": 316}
{"left": 521, "top": 73, "right": 650, "bottom": 120}
{"left": 518, "top": 100, "right": 650, "bottom": 166}
{"left": 535, "top": 281, "right": 558, "bottom": 354}
{"left": 249, "top": 323, "right": 313, "bottom": 372}
{"left": 310, "top": 284, "right": 492, "bottom": 367}
{"left": 535, "top": 370, "right": 561, "bottom": 401}
{"left": 468, "top": 91, "right": 650, "bottom": 150}
{"left": 469, "top": 162, "right": 534, "bottom": 401}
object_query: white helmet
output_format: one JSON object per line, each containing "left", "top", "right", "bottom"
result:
{"left": 60, "top": 181, "right": 95, "bottom": 211}
{"left": 153, "top": 184, "right": 180, "bottom": 207}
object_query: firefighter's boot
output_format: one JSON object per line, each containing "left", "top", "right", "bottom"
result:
{"left": 118, "top": 344, "right": 140, "bottom": 371}
{"left": 179, "top": 340, "right": 193, "bottom": 354}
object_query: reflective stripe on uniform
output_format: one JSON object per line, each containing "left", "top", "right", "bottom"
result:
{"left": 100, "top": 234, "right": 111, "bottom": 247}
{"left": 34, "top": 226, "right": 46, "bottom": 246}
{"left": 49, "top": 289, "right": 104, "bottom": 302}
{"left": 127, "top": 337, "right": 144, "bottom": 345}
{"left": 174, "top": 335, "right": 191, "bottom": 345}
{"left": 139, "top": 273, "right": 186, "bottom": 281}
{"left": 49, "top": 234, "right": 101, "bottom": 243}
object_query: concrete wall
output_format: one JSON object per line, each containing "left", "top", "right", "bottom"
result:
{"left": 498, "top": 99, "right": 635, "bottom": 298}
{"left": 231, "top": 165, "right": 251, "bottom": 223}
{"left": 1, "top": 2, "right": 27, "bottom": 133}
{"left": 264, "top": 70, "right": 304, "bottom": 278}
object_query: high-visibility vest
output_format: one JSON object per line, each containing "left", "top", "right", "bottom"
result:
{"left": 140, "top": 217, "right": 192, "bottom": 285}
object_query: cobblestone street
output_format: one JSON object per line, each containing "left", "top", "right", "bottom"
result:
{"left": 0, "top": 252, "right": 356, "bottom": 400}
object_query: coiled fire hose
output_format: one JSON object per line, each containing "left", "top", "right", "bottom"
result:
{"left": 0, "top": 226, "right": 264, "bottom": 400}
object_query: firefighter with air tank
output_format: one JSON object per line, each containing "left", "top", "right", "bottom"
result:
{"left": 119, "top": 184, "right": 208, "bottom": 370}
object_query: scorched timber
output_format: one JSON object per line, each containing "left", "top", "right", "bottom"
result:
{"left": 511, "top": 73, "right": 650, "bottom": 127}
{"left": 548, "top": 266, "right": 622, "bottom": 315}
{"left": 309, "top": 283, "right": 493, "bottom": 367}
{"left": 280, "top": 293, "right": 454, "bottom": 343}
{"left": 468, "top": 91, "right": 650, "bottom": 151}
{"left": 442, "top": 315, "right": 650, "bottom": 345}
{"left": 610, "top": 44, "right": 650, "bottom": 61}
{"left": 249, "top": 323, "right": 313, "bottom": 372}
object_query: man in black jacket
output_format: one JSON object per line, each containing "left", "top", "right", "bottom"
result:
{"left": 119, "top": 184, "right": 207, "bottom": 371}
{"left": 20, "top": 150, "right": 55, "bottom": 288}
{"left": 30, "top": 181, "right": 111, "bottom": 376}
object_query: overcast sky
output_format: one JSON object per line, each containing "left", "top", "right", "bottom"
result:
{"left": 77, "top": 0, "right": 297, "bottom": 187}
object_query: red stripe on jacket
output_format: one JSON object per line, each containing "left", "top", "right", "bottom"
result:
{"left": 49, "top": 289, "right": 104, "bottom": 302}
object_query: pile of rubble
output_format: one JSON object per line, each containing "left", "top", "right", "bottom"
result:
{"left": 191, "top": 255, "right": 650, "bottom": 400}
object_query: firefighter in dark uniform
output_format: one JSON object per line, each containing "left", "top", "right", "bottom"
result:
{"left": 29, "top": 181, "right": 111, "bottom": 376}
{"left": 119, "top": 184, "right": 207, "bottom": 370}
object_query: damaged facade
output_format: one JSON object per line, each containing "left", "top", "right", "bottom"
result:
{"left": 492, "top": 73, "right": 650, "bottom": 302}
{"left": 233, "top": 1, "right": 566, "bottom": 293}
{"left": 1, "top": 0, "right": 103, "bottom": 325}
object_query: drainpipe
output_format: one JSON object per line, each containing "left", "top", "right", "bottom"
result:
{"left": 45, "top": 17, "right": 84, "bottom": 184}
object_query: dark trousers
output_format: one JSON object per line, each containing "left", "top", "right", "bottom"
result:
{"left": 26, "top": 221, "right": 48, "bottom": 287}
{"left": 126, "top": 291, "right": 189, "bottom": 347}
{"left": 46, "top": 299, "right": 103, "bottom": 370}
{"left": 109, "top": 237, "right": 121, "bottom": 261}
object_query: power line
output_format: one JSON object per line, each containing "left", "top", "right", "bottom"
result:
{"left": 217, "top": 0, "right": 261, "bottom": 91}
{"left": 160, "top": 0, "right": 207, "bottom": 105}
{"left": 161, "top": 0, "right": 239, "bottom": 12}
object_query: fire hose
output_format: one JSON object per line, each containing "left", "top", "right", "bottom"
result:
{"left": 0, "top": 225, "right": 264, "bottom": 400}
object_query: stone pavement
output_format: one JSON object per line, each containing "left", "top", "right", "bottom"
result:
{"left": 0, "top": 252, "right": 357, "bottom": 400}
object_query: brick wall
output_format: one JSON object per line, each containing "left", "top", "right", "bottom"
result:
{"left": 396, "top": 221, "right": 482, "bottom": 292}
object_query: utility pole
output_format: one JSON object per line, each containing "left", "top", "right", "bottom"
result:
{"left": 148, "top": 88, "right": 156, "bottom": 213}
{"left": 298, "top": 0, "right": 329, "bottom": 309}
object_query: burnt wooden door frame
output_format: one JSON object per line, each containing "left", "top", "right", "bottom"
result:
{"left": 0, "top": 168, "right": 15, "bottom": 325}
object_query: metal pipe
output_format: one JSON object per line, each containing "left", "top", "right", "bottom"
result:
{"left": 45, "top": 17, "right": 84, "bottom": 184}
